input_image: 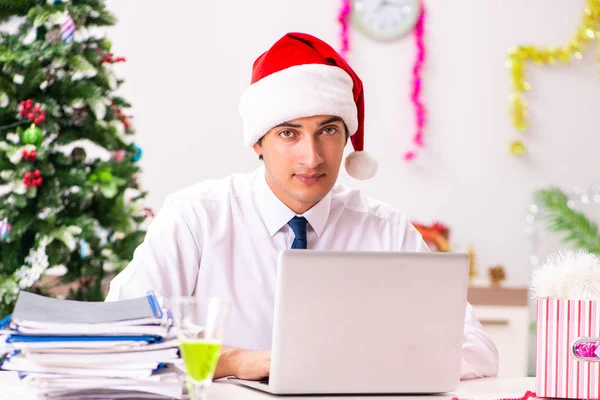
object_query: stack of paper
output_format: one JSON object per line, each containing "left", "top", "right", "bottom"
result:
{"left": 0, "top": 291, "right": 184, "bottom": 399}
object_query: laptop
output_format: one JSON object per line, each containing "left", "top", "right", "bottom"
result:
{"left": 228, "top": 250, "right": 469, "bottom": 395}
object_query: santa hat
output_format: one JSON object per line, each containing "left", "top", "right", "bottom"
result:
{"left": 238, "top": 32, "right": 377, "bottom": 180}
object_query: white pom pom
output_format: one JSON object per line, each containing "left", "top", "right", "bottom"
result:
{"left": 531, "top": 249, "right": 600, "bottom": 300}
{"left": 344, "top": 151, "right": 378, "bottom": 180}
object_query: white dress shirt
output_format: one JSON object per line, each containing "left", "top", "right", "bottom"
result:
{"left": 106, "top": 167, "right": 498, "bottom": 379}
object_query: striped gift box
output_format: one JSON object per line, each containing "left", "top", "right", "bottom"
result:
{"left": 536, "top": 298, "right": 600, "bottom": 399}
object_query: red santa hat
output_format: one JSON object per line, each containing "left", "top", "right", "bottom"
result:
{"left": 238, "top": 32, "right": 377, "bottom": 180}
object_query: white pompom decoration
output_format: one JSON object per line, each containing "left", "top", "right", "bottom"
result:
{"left": 344, "top": 151, "right": 377, "bottom": 180}
{"left": 531, "top": 249, "right": 600, "bottom": 300}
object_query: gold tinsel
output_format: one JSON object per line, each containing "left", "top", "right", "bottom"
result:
{"left": 507, "top": 0, "right": 600, "bottom": 156}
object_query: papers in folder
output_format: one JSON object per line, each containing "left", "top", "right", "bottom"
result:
{"left": 0, "top": 291, "right": 185, "bottom": 399}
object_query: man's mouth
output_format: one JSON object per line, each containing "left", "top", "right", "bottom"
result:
{"left": 294, "top": 174, "right": 324, "bottom": 184}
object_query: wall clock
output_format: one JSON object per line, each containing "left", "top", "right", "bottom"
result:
{"left": 351, "top": 0, "right": 421, "bottom": 41}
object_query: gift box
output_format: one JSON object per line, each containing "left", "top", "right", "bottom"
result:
{"left": 533, "top": 250, "right": 600, "bottom": 399}
{"left": 536, "top": 298, "right": 600, "bottom": 399}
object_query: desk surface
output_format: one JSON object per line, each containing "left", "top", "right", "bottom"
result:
{"left": 0, "top": 372, "right": 535, "bottom": 400}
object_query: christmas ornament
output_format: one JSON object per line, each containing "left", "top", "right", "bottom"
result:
{"left": 98, "top": 169, "right": 112, "bottom": 182}
{"left": 23, "top": 170, "right": 43, "bottom": 188}
{"left": 99, "top": 52, "right": 126, "bottom": 64}
{"left": 22, "top": 148, "right": 37, "bottom": 161}
{"left": 90, "top": 168, "right": 112, "bottom": 183}
{"left": 0, "top": 218, "right": 12, "bottom": 241}
{"left": 467, "top": 243, "right": 478, "bottom": 282}
{"left": 70, "top": 147, "right": 87, "bottom": 161}
{"left": 111, "top": 103, "right": 132, "bottom": 130}
{"left": 60, "top": 12, "right": 76, "bottom": 44}
{"left": 89, "top": 165, "right": 125, "bottom": 198}
{"left": 19, "top": 100, "right": 46, "bottom": 124}
{"left": 403, "top": 0, "right": 427, "bottom": 162}
{"left": 132, "top": 145, "right": 142, "bottom": 162}
{"left": 506, "top": 0, "right": 600, "bottom": 155}
{"left": 21, "top": 124, "right": 43, "bottom": 146}
{"left": 488, "top": 264, "right": 506, "bottom": 286}
{"left": 48, "top": 0, "right": 70, "bottom": 4}
{"left": 79, "top": 239, "right": 90, "bottom": 259}
{"left": 337, "top": 0, "right": 351, "bottom": 60}
{"left": 111, "top": 149, "right": 126, "bottom": 162}
{"left": 99, "top": 36, "right": 112, "bottom": 51}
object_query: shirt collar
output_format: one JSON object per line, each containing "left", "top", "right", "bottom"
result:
{"left": 253, "top": 167, "right": 331, "bottom": 238}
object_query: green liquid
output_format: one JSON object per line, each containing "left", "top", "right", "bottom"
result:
{"left": 180, "top": 340, "right": 222, "bottom": 382}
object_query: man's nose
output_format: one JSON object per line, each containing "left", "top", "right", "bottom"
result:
{"left": 299, "top": 136, "right": 324, "bottom": 168}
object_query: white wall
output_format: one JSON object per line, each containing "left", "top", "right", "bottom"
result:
{"left": 107, "top": 0, "right": 600, "bottom": 285}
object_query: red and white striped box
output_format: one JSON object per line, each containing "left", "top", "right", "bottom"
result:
{"left": 536, "top": 298, "right": 600, "bottom": 399}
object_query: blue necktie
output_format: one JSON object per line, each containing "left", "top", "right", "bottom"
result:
{"left": 288, "top": 216, "right": 308, "bottom": 249}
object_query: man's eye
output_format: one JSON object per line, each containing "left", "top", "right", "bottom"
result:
{"left": 322, "top": 127, "right": 338, "bottom": 135}
{"left": 279, "top": 130, "right": 295, "bottom": 138}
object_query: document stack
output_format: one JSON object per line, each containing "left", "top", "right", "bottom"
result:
{"left": 0, "top": 291, "right": 184, "bottom": 399}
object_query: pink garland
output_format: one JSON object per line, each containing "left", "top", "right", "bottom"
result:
{"left": 404, "top": 0, "right": 427, "bottom": 162}
{"left": 338, "top": 0, "right": 428, "bottom": 162}
{"left": 337, "top": 0, "right": 351, "bottom": 60}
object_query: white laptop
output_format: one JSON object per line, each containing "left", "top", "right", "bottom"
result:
{"left": 228, "top": 250, "right": 469, "bottom": 395}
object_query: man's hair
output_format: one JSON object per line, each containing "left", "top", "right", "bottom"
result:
{"left": 257, "top": 125, "right": 350, "bottom": 161}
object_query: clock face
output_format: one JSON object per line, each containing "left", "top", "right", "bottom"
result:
{"left": 351, "top": 0, "right": 421, "bottom": 41}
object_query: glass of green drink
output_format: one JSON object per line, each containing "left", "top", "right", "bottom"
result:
{"left": 170, "top": 297, "right": 230, "bottom": 400}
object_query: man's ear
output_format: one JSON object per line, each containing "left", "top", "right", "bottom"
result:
{"left": 253, "top": 142, "right": 263, "bottom": 157}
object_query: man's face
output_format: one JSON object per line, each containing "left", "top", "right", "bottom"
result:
{"left": 253, "top": 115, "right": 347, "bottom": 214}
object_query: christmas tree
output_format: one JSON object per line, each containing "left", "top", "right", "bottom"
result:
{"left": 0, "top": 0, "right": 151, "bottom": 317}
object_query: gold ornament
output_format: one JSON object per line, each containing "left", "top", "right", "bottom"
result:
{"left": 488, "top": 265, "right": 506, "bottom": 286}
{"left": 507, "top": 0, "right": 600, "bottom": 154}
{"left": 467, "top": 243, "right": 478, "bottom": 282}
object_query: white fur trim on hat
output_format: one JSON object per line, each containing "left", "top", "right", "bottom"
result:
{"left": 239, "top": 64, "right": 358, "bottom": 147}
{"left": 345, "top": 150, "right": 377, "bottom": 180}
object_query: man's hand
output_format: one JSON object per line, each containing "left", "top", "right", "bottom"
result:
{"left": 231, "top": 349, "right": 271, "bottom": 380}
{"left": 213, "top": 347, "right": 270, "bottom": 380}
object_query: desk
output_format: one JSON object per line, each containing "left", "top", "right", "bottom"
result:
{"left": 0, "top": 371, "right": 536, "bottom": 399}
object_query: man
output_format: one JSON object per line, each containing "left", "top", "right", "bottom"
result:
{"left": 106, "top": 32, "right": 498, "bottom": 381}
